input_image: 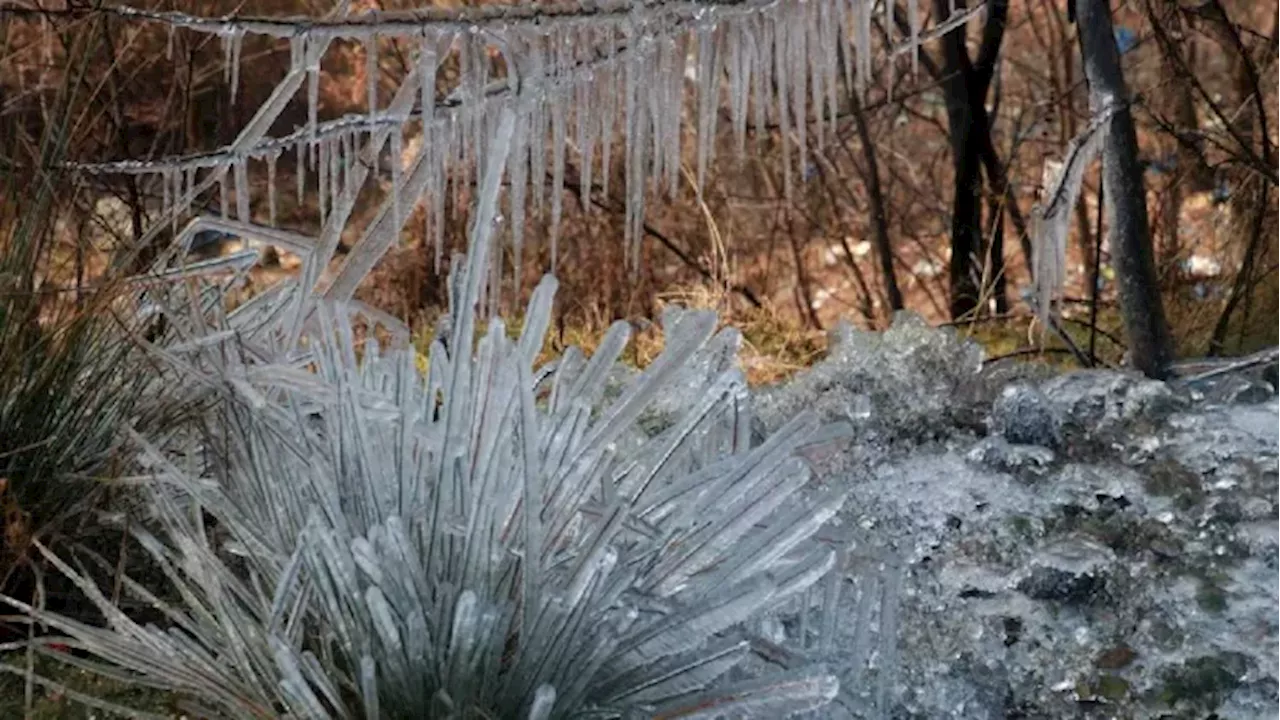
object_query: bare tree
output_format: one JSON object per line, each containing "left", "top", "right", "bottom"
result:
{"left": 930, "top": 0, "right": 1010, "bottom": 321}
{"left": 1073, "top": 0, "right": 1175, "bottom": 378}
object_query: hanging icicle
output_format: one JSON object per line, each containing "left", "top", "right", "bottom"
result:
{"left": 228, "top": 28, "right": 244, "bottom": 106}
{"left": 306, "top": 34, "right": 321, "bottom": 143}
{"left": 389, "top": 129, "right": 403, "bottom": 235}
{"left": 65, "top": 0, "right": 988, "bottom": 312}
{"left": 266, "top": 149, "right": 280, "bottom": 227}
{"left": 365, "top": 33, "right": 379, "bottom": 128}
{"left": 576, "top": 73, "right": 596, "bottom": 213}
{"left": 182, "top": 166, "right": 195, "bottom": 219}
{"left": 694, "top": 22, "right": 721, "bottom": 199}
{"left": 161, "top": 168, "right": 173, "bottom": 217}
{"left": 318, "top": 138, "right": 329, "bottom": 224}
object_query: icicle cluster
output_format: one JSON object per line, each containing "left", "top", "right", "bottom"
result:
{"left": 1031, "top": 102, "right": 1118, "bottom": 324}
{"left": 76, "top": 0, "right": 955, "bottom": 292}
{"left": 2, "top": 112, "right": 904, "bottom": 719}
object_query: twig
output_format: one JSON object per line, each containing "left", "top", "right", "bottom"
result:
{"left": 1175, "top": 346, "right": 1280, "bottom": 385}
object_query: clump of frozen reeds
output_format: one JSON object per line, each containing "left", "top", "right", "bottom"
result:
{"left": 0, "top": 114, "right": 873, "bottom": 719}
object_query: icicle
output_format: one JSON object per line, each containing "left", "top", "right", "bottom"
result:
{"left": 694, "top": 24, "right": 721, "bottom": 200}
{"left": 306, "top": 34, "right": 320, "bottom": 143}
{"left": 229, "top": 29, "right": 243, "bottom": 106}
{"left": 432, "top": 140, "right": 446, "bottom": 270}
{"left": 167, "top": 168, "right": 178, "bottom": 236}
{"left": 267, "top": 149, "right": 280, "bottom": 227}
{"left": 508, "top": 109, "right": 528, "bottom": 296}
{"left": 234, "top": 158, "right": 250, "bottom": 222}
{"left": 790, "top": 7, "right": 808, "bottom": 184}
{"left": 527, "top": 37, "right": 547, "bottom": 212}
{"left": 42, "top": 16, "right": 51, "bottom": 68}
{"left": 418, "top": 37, "right": 437, "bottom": 135}
{"left": 855, "top": 0, "right": 872, "bottom": 100}
{"left": 822, "top": 0, "right": 840, "bottom": 139}
{"left": 654, "top": 37, "right": 674, "bottom": 197}
{"left": 774, "top": 17, "right": 793, "bottom": 201}
{"left": 474, "top": 34, "right": 490, "bottom": 165}
{"left": 390, "top": 129, "right": 403, "bottom": 235}
{"left": 727, "top": 22, "right": 748, "bottom": 155}
{"left": 648, "top": 40, "right": 665, "bottom": 197}
{"left": 161, "top": 168, "right": 172, "bottom": 217}
{"left": 318, "top": 139, "right": 329, "bottom": 224}
{"left": 455, "top": 37, "right": 475, "bottom": 208}
{"left": 600, "top": 61, "right": 616, "bottom": 201}
{"left": 575, "top": 76, "right": 592, "bottom": 211}
{"left": 670, "top": 32, "right": 689, "bottom": 198}
{"left": 330, "top": 134, "right": 343, "bottom": 211}
{"left": 550, "top": 87, "right": 567, "bottom": 268}
{"left": 344, "top": 130, "right": 357, "bottom": 199}
{"left": 365, "top": 34, "right": 379, "bottom": 130}
{"left": 884, "top": 0, "right": 896, "bottom": 101}
{"left": 807, "top": 1, "right": 827, "bottom": 148}
{"left": 293, "top": 141, "right": 304, "bottom": 206}
{"left": 423, "top": 174, "right": 434, "bottom": 272}
{"left": 222, "top": 28, "right": 233, "bottom": 88}
{"left": 182, "top": 166, "right": 195, "bottom": 219}
{"left": 622, "top": 35, "right": 638, "bottom": 265}
{"left": 451, "top": 113, "right": 468, "bottom": 229}
{"left": 166, "top": 25, "right": 175, "bottom": 61}
{"left": 750, "top": 19, "right": 768, "bottom": 153}
{"left": 623, "top": 40, "right": 647, "bottom": 272}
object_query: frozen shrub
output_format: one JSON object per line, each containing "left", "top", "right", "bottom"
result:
{"left": 2, "top": 175, "right": 867, "bottom": 718}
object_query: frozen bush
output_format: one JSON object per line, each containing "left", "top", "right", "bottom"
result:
{"left": 4, "top": 231, "right": 868, "bottom": 720}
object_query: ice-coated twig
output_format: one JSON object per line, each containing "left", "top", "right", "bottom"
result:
{"left": 1030, "top": 100, "right": 1121, "bottom": 324}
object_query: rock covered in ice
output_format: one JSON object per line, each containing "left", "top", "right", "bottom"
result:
{"left": 989, "top": 383, "right": 1061, "bottom": 448}
{"left": 753, "top": 312, "right": 986, "bottom": 467}
{"left": 748, "top": 321, "right": 1279, "bottom": 718}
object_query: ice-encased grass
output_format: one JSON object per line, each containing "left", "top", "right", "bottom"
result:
{"left": 4, "top": 272, "right": 855, "bottom": 718}
{"left": 0, "top": 101, "right": 895, "bottom": 720}
{"left": 2, "top": 150, "right": 868, "bottom": 718}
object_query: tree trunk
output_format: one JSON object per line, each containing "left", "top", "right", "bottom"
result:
{"left": 1074, "top": 0, "right": 1175, "bottom": 378}
{"left": 849, "top": 89, "right": 904, "bottom": 312}
{"left": 933, "top": 0, "right": 1009, "bottom": 321}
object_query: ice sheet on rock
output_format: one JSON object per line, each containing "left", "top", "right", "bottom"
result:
{"left": 754, "top": 312, "right": 985, "bottom": 456}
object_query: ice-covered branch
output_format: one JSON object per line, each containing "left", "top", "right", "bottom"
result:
{"left": 1031, "top": 100, "right": 1123, "bottom": 324}
{"left": 76, "top": 0, "right": 985, "bottom": 295}
{"left": 90, "top": 0, "right": 785, "bottom": 39}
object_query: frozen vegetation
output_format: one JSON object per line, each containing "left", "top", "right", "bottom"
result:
{"left": 5, "top": 1, "right": 1272, "bottom": 717}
